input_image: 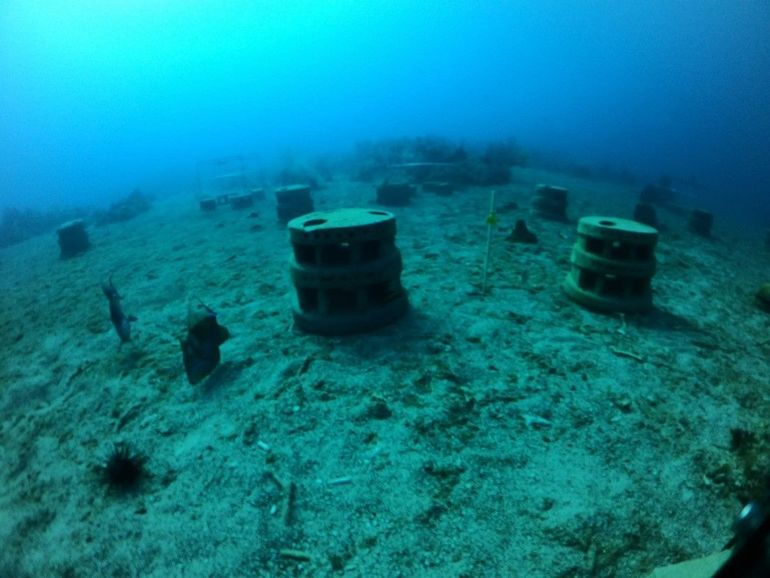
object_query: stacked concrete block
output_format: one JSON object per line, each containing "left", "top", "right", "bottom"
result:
{"left": 633, "top": 203, "right": 658, "bottom": 229}
{"left": 230, "top": 192, "right": 254, "bottom": 210}
{"left": 276, "top": 185, "right": 314, "bottom": 223}
{"left": 563, "top": 216, "right": 658, "bottom": 313}
{"left": 688, "top": 209, "right": 713, "bottom": 237}
{"left": 288, "top": 208, "right": 409, "bottom": 335}
{"left": 56, "top": 219, "right": 91, "bottom": 259}
{"left": 376, "top": 182, "right": 415, "bottom": 206}
{"left": 532, "top": 184, "right": 568, "bottom": 221}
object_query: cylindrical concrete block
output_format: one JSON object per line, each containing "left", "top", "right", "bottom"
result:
{"left": 56, "top": 219, "right": 91, "bottom": 259}
{"left": 688, "top": 209, "right": 713, "bottom": 237}
{"left": 288, "top": 208, "right": 409, "bottom": 335}
{"left": 639, "top": 184, "right": 676, "bottom": 205}
{"left": 199, "top": 198, "right": 217, "bottom": 212}
{"left": 276, "top": 185, "right": 314, "bottom": 223}
{"left": 532, "top": 184, "right": 568, "bottom": 221}
{"left": 230, "top": 192, "right": 254, "bottom": 210}
{"left": 633, "top": 202, "right": 658, "bottom": 228}
{"left": 563, "top": 216, "right": 658, "bottom": 313}
{"left": 377, "top": 182, "right": 415, "bottom": 206}
{"left": 756, "top": 283, "right": 770, "bottom": 313}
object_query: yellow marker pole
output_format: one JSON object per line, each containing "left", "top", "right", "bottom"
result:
{"left": 482, "top": 189, "right": 497, "bottom": 294}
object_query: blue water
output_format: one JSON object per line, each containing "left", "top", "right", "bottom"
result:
{"left": 1, "top": 1, "right": 768, "bottom": 217}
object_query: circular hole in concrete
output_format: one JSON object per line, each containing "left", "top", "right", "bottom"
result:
{"left": 303, "top": 218, "right": 327, "bottom": 227}
{"left": 599, "top": 220, "right": 617, "bottom": 227}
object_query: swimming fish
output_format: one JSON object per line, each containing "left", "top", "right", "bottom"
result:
{"left": 102, "top": 276, "right": 136, "bottom": 343}
{"left": 181, "top": 303, "right": 230, "bottom": 384}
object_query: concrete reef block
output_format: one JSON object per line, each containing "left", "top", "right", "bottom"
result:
{"left": 532, "top": 184, "right": 568, "bottom": 221}
{"left": 377, "top": 182, "right": 415, "bottom": 207}
{"left": 230, "top": 192, "right": 254, "bottom": 210}
{"left": 288, "top": 208, "right": 409, "bottom": 335}
{"left": 563, "top": 216, "right": 658, "bottom": 313}
{"left": 688, "top": 209, "right": 713, "bottom": 237}
{"left": 216, "top": 193, "right": 231, "bottom": 206}
{"left": 56, "top": 219, "right": 90, "bottom": 259}
{"left": 276, "top": 184, "right": 314, "bottom": 224}
{"left": 199, "top": 198, "right": 217, "bottom": 212}
{"left": 639, "top": 184, "right": 676, "bottom": 205}
{"left": 633, "top": 202, "right": 658, "bottom": 229}
{"left": 756, "top": 283, "right": 770, "bottom": 313}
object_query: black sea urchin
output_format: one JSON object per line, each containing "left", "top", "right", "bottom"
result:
{"left": 100, "top": 442, "right": 147, "bottom": 492}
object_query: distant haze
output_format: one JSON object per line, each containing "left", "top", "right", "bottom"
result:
{"left": 1, "top": 1, "right": 769, "bottom": 214}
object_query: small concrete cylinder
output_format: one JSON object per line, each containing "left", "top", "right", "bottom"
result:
{"left": 56, "top": 219, "right": 91, "bottom": 259}
{"left": 288, "top": 208, "right": 409, "bottom": 335}
{"left": 230, "top": 192, "right": 254, "bottom": 210}
{"left": 563, "top": 216, "right": 658, "bottom": 313}
{"left": 639, "top": 184, "right": 675, "bottom": 205}
{"left": 377, "top": 182, "right": 415, "bottom": 206}
{"left": 532, "top": 184, "right": 568, "bottom": 220}
{"left": 199, "top": 198, "right": 217, "bottom": 212}
{"left": 276, "top": 185, "right": 314, "bottom": 223}
{"left": 633, "top": 202, "right": 658, "bottom": 228}
{"left": 688, "top": 209, "right": 713, "bottom": 237}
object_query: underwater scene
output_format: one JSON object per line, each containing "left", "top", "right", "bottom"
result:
{"left": 1, "top": 2, "right": 769, "bottom": 577}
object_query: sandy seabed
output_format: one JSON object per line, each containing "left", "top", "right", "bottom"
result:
{"left": 1, "top": 168, "right": 769, "bottom": 578}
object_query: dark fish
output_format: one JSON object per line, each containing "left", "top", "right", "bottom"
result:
{"left": 181, "top": 304, "right": 230, "bottom": 385}
{"left": 102, "top": 276, "right": 137, "bottom": 343}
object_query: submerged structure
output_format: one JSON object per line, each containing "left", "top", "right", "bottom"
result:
{"left": 376, "top": 181, "right": 415, "bottom": 206}
{"left": 276, "top": 184, "right": 314, "bottom": 224}
{"left": 689, "top": 208, "right": 714, "bottom": 237}
{"left": 229, "top": 191, "right": 254, "bottom": 210}
{"left": 287, "top": 208, "right": 409, "bottom": 335}
{"left": 532, "top": 184, "right": 568, "bottom": 221}
{"left": 633, "top": 202, "right": 659, "bottom": 228}
{"left": 56, "top": 219, "right": 90, "bottom": 259}
{"left": 199, "top": 198, "right": 217, "bottom": 212}
{"left": 563, "top": 216, "right": 658, "bottom": 313}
